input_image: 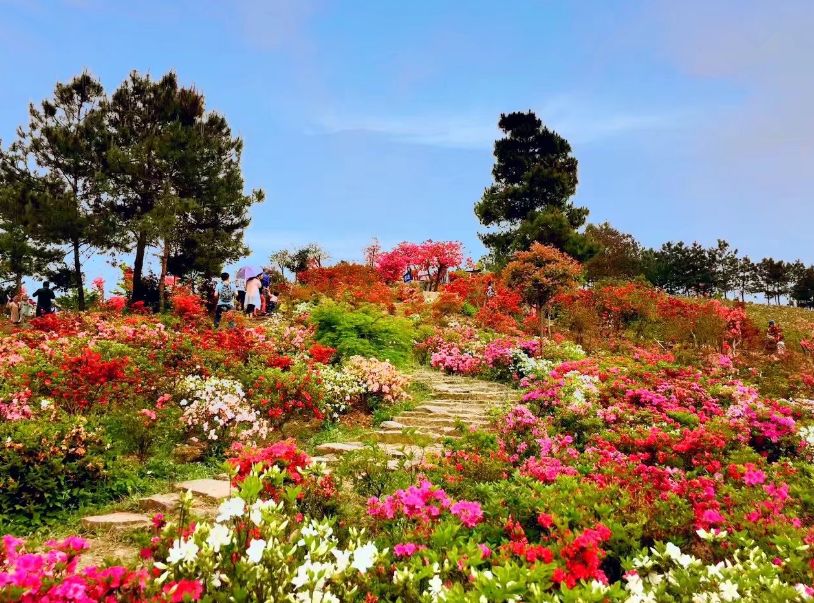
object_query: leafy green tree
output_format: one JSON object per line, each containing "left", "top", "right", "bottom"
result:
{"left": 791, "top": 266, "right": 814, "bottom": 309}
{"left": 106, "top": 71, "right": 262, "bottom": 304}
{"left": 10, "top": 73, "right": 117, "bottom": 309}
{"left": 711, "top": 240, "right": 740, "bottom": 299}
{"left": 475, "top": 111, "right": 594, "bottom": 264}
{"left": 733, "top": 256, "right": 758, "bottom": 303}
{"left": 755, "top": 258, "right": 791, "bottom": 305}
{"left": 269, "top": 249, "right": 292, "bottom": 281}
{"left": 0, "top": 148, "right": 62, "bottom": 293}
{"left": 583, "top": 222, "right": 642, "bottom": 282}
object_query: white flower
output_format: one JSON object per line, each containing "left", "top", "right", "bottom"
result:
{"left": 216, "top": 497, "right": 244, "bottom": 523}
{"left": 245, "top": 538, "right": 266, "bottom": 564}
{"left": 206, "top": 523, "right": 232, "bottom": 552}
{"left": 166, "top": 538, "right": 199, "bottom": 565}
{"left": 332, "top": 548, "right": 351, "bottom": 573}
{"left": 664, "top": 542, "right": 682, "bottom": 560}
{"left": 719, "top": 580, "right": 740, "bottom": 601}
{"left": 427, "top": 574, "right": 445, "bottom": 601}
{"left": 351, "top": 542, "right": 378, "bottom": 573}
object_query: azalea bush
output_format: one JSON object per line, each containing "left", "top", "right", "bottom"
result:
{"left": 178, "top": 375, "right": 270, "bottom": 456}
{"left": 0, "top": 416, "right": 129, "bottom": 527}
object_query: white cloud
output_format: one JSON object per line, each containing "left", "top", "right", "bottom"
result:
{"left": 313, "top": 100, "right": 681, "bottom": 150}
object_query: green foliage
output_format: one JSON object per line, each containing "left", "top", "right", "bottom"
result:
{"left": 310, "top": 301, "right": 415, "bottom": 366}
{"left": 0, "top": 416, "right": 132, "bottom": 528}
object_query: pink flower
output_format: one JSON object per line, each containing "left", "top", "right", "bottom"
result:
{"left": 450, "top": 500, "right": 484, "bottom": 528}
{"left": 393, "top": 543, "right": 424, "bottom": 558}
{"left": 743, "top": 468, "right": 766, "bottom": 486}
{"left": 701, "top": 509, "right": 725, "bottom": 525}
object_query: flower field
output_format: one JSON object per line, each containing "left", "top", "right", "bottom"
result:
{"left": 3, "top": 267, "right": 814, "bottom": 601}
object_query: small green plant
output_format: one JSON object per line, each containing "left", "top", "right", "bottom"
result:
{"left": 310, "top": 301, "right": 415, "bottom": 366}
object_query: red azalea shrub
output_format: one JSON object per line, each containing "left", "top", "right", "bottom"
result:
{"left": 308, "top": 343, "right": 336, "bottom": 364}
{"left": 171, "top": 287, "right": 206, "bottom": 319}
{"left": 228, "top": 439, "right": 311, "bottom": 494}
{"left": 43, "top": 349, "right": 132, "bottom": 413}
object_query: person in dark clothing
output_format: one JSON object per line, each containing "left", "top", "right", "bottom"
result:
{"left": 32, "top": 281, "right": 56, "bottom": 317}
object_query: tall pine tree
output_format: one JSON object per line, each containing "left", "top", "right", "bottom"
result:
{"left": 475, "top": 111, "right": 594, "bottom": 265}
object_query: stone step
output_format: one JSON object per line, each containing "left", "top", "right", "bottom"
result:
{"left": 396, "top": 415, "right": 486, "bottom": 429}
{"left": 409, "top": 406, "right": 491, "bottom": 418}
{"left": 139, "top": 493, "right": 181, "bottom": 513}
{"left": 418, "top": 399, "right": 494, "bottom": 409}
{"left": 427, "top": 391, "right": 511, "bottom": 401}
{"left": 374, "top": 427, "right": 466, "bottom": 445}
{"left": 314, "top": 441, "right": 442, "bottom": 459}
{"left": 174, "top": 479, "right": 233, "bottom": 502}
{"left": 81, "top": 512, "right": 151, "bottom": 532}
{"left": 315, "top": 442, "right": 364, "bottom": 456}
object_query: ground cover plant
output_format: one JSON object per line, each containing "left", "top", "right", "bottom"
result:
{"left": 3, "top": 245, "right": 814, "bottom": 601}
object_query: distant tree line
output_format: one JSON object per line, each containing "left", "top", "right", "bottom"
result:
{"left": 0, "top": 71, "right": 263, "bottom": 309}
{"left": 582, "top": 222, "right": 814, "bottom": 307}
{"left": 474, "top": 110, "right": 814, "bottom": 308}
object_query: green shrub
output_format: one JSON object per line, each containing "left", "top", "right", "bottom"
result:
{"left": 310, "top": 302, "right": 414, "bottom": 366}
{"left": 0, "top": 416, "right": 132, "bottom": 528}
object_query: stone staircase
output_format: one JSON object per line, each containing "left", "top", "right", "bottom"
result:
{"left": 313, "top": 367, "right": 516, "bottom": 466}
{"left": 76, "top": 368, "right": 516, "bottom": 558}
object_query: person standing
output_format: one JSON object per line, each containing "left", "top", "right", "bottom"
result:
{"left": 268, "top": 291, "right": 279, "bottom": 313}
{"left": 32, "top": 281, "right": 56, "bottom": 317}
{"left": 214, "top": 272, "right": 235, "bottom": 328}
{"left": 6, "top": 293, "right": 21, "bottom": 324}
{"left": 234, "top": 272, "right": 246, "bottom": 310}
{"left": 244, "top": 274, "right": 261, "bottom": 316}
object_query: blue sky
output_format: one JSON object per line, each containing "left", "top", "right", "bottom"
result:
{"left": 2, "top": 0, "right": 814, "bottom": 286}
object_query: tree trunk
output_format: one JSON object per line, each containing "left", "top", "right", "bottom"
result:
{"left": 132, "top": 230, "right": 148, "bottom": 302}
{"left": 158, "top": 237, "right": 170, "bottom": 313}
{"left": 14, "top": 272, "right": 22, "bottom": 297}
{"left": 72, "top": 237, "right": 85, "bottom": 311}
{"left": 538, "top": 304, "right": 545, "bottom": 340}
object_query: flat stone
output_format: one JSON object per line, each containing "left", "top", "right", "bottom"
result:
{"left": 315, "top": 442, "right": 364, "bottom": 455}
{"left": 81, "top": 512, "right": 151, "bottom": 531}
{"left": 380, "top": 420, "right": 405, "bottom": 429}
{"left": 174, "top": 479, "right": 232, "bottom": 501}
{"left": 138, "top": 493, "right": 181, "bottom": 513}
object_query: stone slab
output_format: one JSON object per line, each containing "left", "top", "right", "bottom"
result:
{"left": 81, "top": 512, "right": 151, "bottom": 531}
{"left": 174, "top": 479, "right": 232, "bottom": 501}
{"left": 138, "top": 493, "right": 181, "bottom": 513}
{"left": 315, "top": 442, "right": 364, "bottom": 455}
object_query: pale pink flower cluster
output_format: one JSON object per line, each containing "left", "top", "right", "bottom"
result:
{"left": 0, "top": 389, "right": 33, "bottom": 422}
{"left": 342, "top": 356, "right": 408, "bottom": 403}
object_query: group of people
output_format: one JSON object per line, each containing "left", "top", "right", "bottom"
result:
{"left": 4, "top": 281, "right": 57, "bottom": 325}
{"left": 214, "top": 270, "right": 279, "bottom": 327}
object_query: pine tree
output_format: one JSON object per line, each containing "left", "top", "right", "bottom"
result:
{"left": 475, "top": 111, "right": 594, "bottom": 265}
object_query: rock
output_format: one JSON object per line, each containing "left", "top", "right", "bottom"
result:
{"left": 315, "top": 442, "right": 364, "bottom": 455}
{"left": 81, "top": 512, "right": 151, "bottom": 531}
{"left": 174, "top": 479, "right": 232, "bottom": 501}
{"left": 173, "top": 443, "right": 206, "bottom": 463}
{"left": 138, "top": 493, "right": 180, "bottom": 513}
{"left": 379, "top": 420, "right": 405, "bottom": 430}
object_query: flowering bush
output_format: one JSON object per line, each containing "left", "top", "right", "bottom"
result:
{"left": 0, "top": 534, "right": 147, "bottom": 601}
{"left": 342, "top": 355, "right": 409, "bottom": 407}
{"left": 145, "top": 465, "right": 382, "bottom": 602}
{"left": 178, "top": 375, "right": 270, "bottom": 455}
{"left": 0, "top": 416, "right": 125, "bottom": 525}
